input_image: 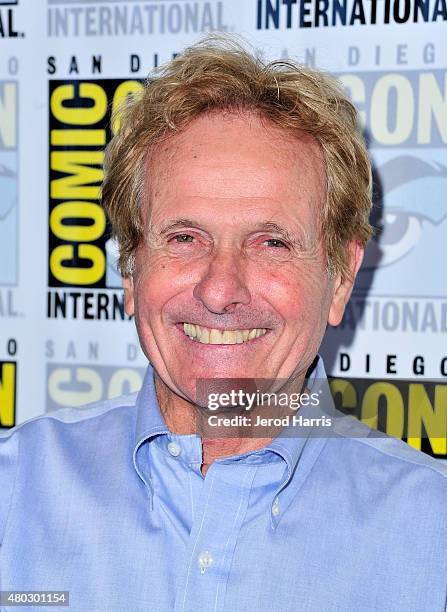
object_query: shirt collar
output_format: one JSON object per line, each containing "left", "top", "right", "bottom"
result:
{"left": 134, "top": 363, "right": 168, "bottom": 446}
{"left": 132, "top": 355, "right": 333, "bottom": 493}
{"left": 266, "top": 355, "right": 330, "bottom": 479}
{"left": 132, "top": 364, "right": 168, "bottom": 499}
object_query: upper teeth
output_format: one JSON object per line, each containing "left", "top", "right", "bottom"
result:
{"left": 183, "top": 323, "right": 267, "bottom": 344}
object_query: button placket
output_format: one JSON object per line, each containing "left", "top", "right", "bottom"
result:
{"left": 174, "top": 464, "right": 258, "bottom": 612}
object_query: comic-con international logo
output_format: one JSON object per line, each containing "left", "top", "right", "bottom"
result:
{"left": 0, "top": 81, "right": 17, "bottom": 286}
{"left": 0, "top": 0, "right": 24, "bottom": 39}
{"left": 48, "top": 79, "right": 143, "bottom": 320}
{"left": 47, "top": 0, "right": 228, "bottom": 37}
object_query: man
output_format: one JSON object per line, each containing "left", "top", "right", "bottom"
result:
{"left": 1, "top": 37, "right": 446, "bottom": 611}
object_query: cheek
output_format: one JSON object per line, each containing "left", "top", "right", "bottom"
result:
{"left": 258, "top": 266, "right": 328, "bottom": 327}
{"left": 132, "top": 252, "right": 195, "bottom": 316}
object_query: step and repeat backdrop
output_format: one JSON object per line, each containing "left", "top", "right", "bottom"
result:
{"left": 1, "top": 0, "right": 446, "bottom": 458}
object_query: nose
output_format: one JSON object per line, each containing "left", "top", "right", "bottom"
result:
{"left": 193, "top": 247, "right": 251, "bottom": 314}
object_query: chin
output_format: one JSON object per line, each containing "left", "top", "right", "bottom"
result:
{"left": 191, "top": 363, "right": 264, "bottom": 381}
{"left": 174, "top": 366, "right": 265, "bottom": 403}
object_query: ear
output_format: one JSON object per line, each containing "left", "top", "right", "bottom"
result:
{"left": 328, "top": 241, "right": 364, "bottom": 326}
{"left": 123, "top": 275, "right": 135, "bottom": 317}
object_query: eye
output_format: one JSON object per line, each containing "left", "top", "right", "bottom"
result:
{"left": 363, "top": 210, "right": 423, "bottom": 269}
{"left": 171, "top": 234, "right": 194, "bottom": 243}
{"left": 263, "top": 238, "right": 288, "bottom": 248}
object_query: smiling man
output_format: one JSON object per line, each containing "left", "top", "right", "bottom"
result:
{"left": 119, "top": 107, "right": 360, "bottom": 470}
{"left": 1, "top": 38, "right": 447, "bottom": 612}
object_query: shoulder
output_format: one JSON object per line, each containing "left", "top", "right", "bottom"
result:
{"left": 351, "top": 434, "right": 447, "bottom": 479}
{"left": 324, "top": 414, "right": 447, "bottom": 506}
{"left": 0, "top": 393, "right": 139, "bottom": 546}
{"left": 0, "top": 392, "right": 139, "bottom": 483}
{"left": 333, "top": 412, "right": 446, "bottom": 472}
{"left": 0, "top": 392, "right": 139, "bottom": 445}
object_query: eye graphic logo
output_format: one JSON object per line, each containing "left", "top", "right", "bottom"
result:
{"left": 0, "top": 81, "right": 17, "bottom": 286}
{"left": 357, "top": 155, "right": 447, "bottom": 297}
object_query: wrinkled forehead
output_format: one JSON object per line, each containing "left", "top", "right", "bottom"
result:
{"left": 142, "top": 110, "right": 326, "bottom": 230}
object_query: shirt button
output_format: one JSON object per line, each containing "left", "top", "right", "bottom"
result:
{"left": 198, "top": 551, "right": 214, "bottom": 574}
{"left": 167, "top": 442, "right": 181, "bottom": 457}
{"left": 272, "top": 497, "right": 280, "bottom": 517}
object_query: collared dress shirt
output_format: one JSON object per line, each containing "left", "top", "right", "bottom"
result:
{"left": 1, "top": 357, "right": 447, "bottom": 612}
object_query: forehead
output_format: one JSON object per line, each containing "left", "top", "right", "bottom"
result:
{"left": 144, "top": 110, "right": 326, "bottom": 228}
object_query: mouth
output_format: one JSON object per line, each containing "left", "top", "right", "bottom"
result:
{"left": 180, "top": 322, "right": 268, "bottom": 345}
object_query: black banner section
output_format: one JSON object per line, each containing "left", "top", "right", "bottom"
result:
{"left": 330, "top": 377, "right": 447, "bottom": 459}
{"left": 195, "top": 375, "right": 447, "bottom": 458}
{"left": 48, "top": 78, "right": 142, "bottom": 289}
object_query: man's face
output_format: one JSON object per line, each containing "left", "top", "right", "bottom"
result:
{"left": 124, "top": 111, "right": 361, "bottom": 403}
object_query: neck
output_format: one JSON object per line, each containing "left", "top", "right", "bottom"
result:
{"left": 154, "top": 373, "right": 306, "bottom": 475}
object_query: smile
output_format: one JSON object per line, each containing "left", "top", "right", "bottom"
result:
{"left": 182, "top": 323, "right": 267, "bottom": 345}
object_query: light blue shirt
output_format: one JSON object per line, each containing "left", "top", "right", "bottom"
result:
{"left": 1, "top": 358, "right": 447, "bottom": 612}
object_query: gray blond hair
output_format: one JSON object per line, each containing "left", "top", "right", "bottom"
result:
{"left": 102, "top": 36, "right": 373, "bottom": 279}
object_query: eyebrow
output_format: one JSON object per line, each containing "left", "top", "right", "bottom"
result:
{"left": 156, "top": 218, "right": 200, "bottom": 234}
{"left": 254, "top": 221, "right": 303, "bottom": 247}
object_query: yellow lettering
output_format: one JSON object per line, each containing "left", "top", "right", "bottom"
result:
{"left": 50, "top": 201, "right": 105, "bottom": 242}
{"left": 50, "top": 244, "right": 105, "bottom": 285}
{"left": 51, "top": 129, "right": 106, "bottom": 146}
{"left": 51, "top": 151, "right": 103, "bottom": 200}
{"left": 0, "top": 362, "right": 15, "bottom": 427}
{"left": 407, "top": 384, "right": 447, "bottom": 454}
{"left": 361, "top": 382, "right": 404, "bottom": 438}
{"left": 50, "top": 83, "right": 107, "bottom": 126}
{"left": 329, "top": 379, "right": 358, "bottom": 414}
